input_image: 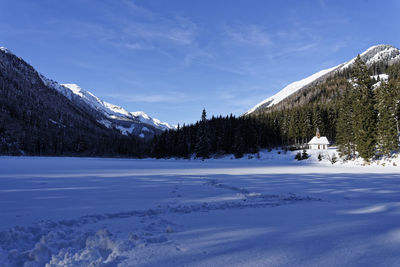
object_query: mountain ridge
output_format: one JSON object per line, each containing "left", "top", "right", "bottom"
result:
{"left": 0, "top": 45, "right": 123, "bottom": 155}
{"left": 246, "top": 44, "right": 400, "bottom": 115}
{"left": 35, "top": 64, "right": 173, "bottom": 138}
{"left": 0, "top": 45, "right": 175, "bottom": 156}
{"left": 0, "top": 45, "right": 173, "bottom": 138}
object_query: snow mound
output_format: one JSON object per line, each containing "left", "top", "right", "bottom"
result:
{"left": 0, "top": 225, "right": 125, "bottom": 267}
{"left": 47, "top": 229, "right": 122, "bottom": 266}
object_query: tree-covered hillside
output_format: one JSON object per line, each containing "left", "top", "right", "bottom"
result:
{"left": 0, "top": 49, "right": 145, "bottom": 157}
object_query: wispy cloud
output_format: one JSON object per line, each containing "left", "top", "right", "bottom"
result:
{"left": 328, "top": 41, "right": 347, "bottom": 53}
{"left": 215, "top": 83, "right": 274, "bottom": 115}
{"left": 225, "top": 25, "right": 273, "bottom": 47}
{"left": 122, "top": 20, "right": 196, "bottom": 46}
{"left": 115, "top": 3, "right": 199, "bottom": 48}
{"left": 118, "top": 42, "right": 150, "bottom": 50}
{"left": 270, "top": 42, "right": 318, "bottom": 59}
{"left": 182, "top": 48, "right": 214, "bottom": 66}
{"left": 105, "top": 91, "right": 189, "bottom": 104}
{"left": 44, "top": 2, "right": 199, "bottom": 52}
{"left": 121, "top": 0, "right": 155, "bottom": 19}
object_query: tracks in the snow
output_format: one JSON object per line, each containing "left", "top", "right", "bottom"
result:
{"left": 0, "top": 178, "right": 321, "bottom": 266}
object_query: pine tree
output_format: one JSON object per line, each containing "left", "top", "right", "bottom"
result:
{"left": 336, "top": 84, "right": 356, "bottom": 159}
{"left": 299, "top": 108, "right": 313, "bottom": 144}
{"left": 195, "top": 108, "right": 211, "bottom": 159}
{"left": 351, "top": 55, "right": 377, "bottom": 161}
{"left": 233, "top": 124, "right": 246, "bottom": 158}
{"left": 376, "top": 81, "right": 399, "bottom": 156}
{"left": 387, "top": 63, "right": 400, "bottom": 146}
{"left": 288, "top": 110, "right": 300, "bottom": 144}
{"left": 312, "top": 106, "right": 323, "bottom": 137}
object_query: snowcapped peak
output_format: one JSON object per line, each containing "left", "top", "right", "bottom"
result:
{"left": 364, "top": 45, "right": 400, "bottom": 64}
{"left": 341, "top": 44, "right": 400, "bottom": 70}
{"left": 362, "top": 44, "right": 396, "bottom": 54}
{"left": 0, "top": 47, "right": 19, "bottom": 58}
{"left": 362, "top": 44, "right": 389, "bottom": 54}
{"left": 0, "top": 46, "right": 12, "bottom": 54}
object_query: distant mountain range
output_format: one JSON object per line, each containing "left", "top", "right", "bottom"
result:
{"left": 246, "top": 44, "right": 400, "bottom": 115}
{"left": 0, "top": 46, "right": 173, "bottom": 139}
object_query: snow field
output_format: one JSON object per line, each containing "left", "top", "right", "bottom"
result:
{"left": 0, "top": 154, "right": 400, "bottom": 266}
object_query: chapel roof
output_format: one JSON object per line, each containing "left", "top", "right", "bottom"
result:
{"left": 308, "top": 136, "right": 329, "bottom": 145}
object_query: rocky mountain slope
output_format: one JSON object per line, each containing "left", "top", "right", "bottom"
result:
{"left": 0, "top": 46, "right": 176, "bottom": 155}
{"left": 1, "top": 47, "right": 173, "bottom": 140}
{"left": 0, "top": 46, "right": 119, "bottom": 155}
{"left": 246, "top": 44, "right": 400, "bottom": 115}
{"left": 40, "top": 77, "right": 173, "bottom": 138}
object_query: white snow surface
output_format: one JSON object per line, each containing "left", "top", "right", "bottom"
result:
{"left": 348, "top": 74, "right": 390, "bottom": 89}
{"left": 115, "top": 124, "right": 136, "bottom": 136}
{"left": 372, "top": 74, "right": 389, "bottom": 89}
{"left": 246, "top": 44, "right": 400, "bottom": 115}
{"left": 1, "top": 152, "right": 400, "bottom": 266}
{"left": 372, "top": 74, "right": 389, "bottom": 81}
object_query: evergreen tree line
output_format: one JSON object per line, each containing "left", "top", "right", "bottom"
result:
{"left": 150, "top": 103, "right": 339, "bottom": 159}
{"left": 151, "top": 110, "right": 272, "bottom": 159}
{"left": 336, "top": 56, "right": 400, "bottom": 161}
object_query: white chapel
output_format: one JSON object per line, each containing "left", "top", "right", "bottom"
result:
{"left": 308, "top": 128, "right": 329, "bottom": 150}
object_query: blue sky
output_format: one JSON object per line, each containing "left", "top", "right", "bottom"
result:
{"left": 1, "top": 0, "right": 399, "bottom": 125}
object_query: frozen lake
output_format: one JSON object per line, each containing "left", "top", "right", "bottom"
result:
{"left": 1, "top": 156, "right": 400, "bottom": 266}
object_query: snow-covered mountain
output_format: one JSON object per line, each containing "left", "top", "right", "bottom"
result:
{"left": 246, "top": 44, "right": 400, "bottom": 115}
{"left": 40, "top": 76, "right": 174, "bottom": 138}
{"left": 1, "top": 45, "right": 173, "bottom": 139}
{"left": 0, "top": 46, "right": 126, "bottom": 155}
